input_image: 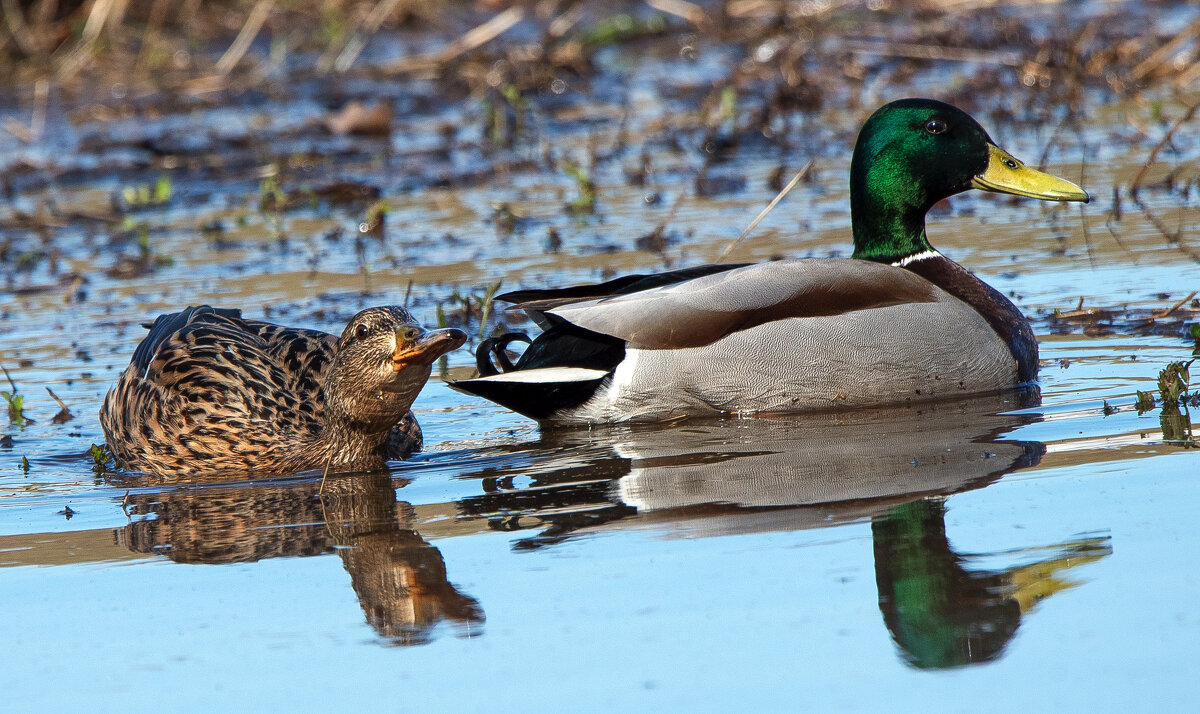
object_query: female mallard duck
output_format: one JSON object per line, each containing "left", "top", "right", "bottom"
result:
{"left": 101, "top": 305, "right": 466, "bottom": 475}
{"left": 451, "top": 98, "right": 1089, "bottom": 423}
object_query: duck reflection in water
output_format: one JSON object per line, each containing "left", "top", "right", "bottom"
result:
{"left": 459, "top": 392, "right": 1049, "bottom": 541}
{"left": 113, "top": 471, "right": 482, "bottom": 645}
{"left": 455, "top": 390, "right": 1111, "bottom": 667}
{"left": 873, "top": 498, "right": 1109, "bottom": 669}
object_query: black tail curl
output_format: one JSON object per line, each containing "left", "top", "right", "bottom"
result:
{"left": 475, "top": 332, "right": 533, "bottom": 376}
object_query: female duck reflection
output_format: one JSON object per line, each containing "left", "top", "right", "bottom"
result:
{"left": 112, "top": 470, "right": 482, "bottom": 646}
{"left": 454, "top": 392, "right": 1111, "bottom": 667}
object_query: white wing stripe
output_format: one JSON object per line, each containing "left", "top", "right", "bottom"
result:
{"left": 464, "top": 367, "right": 610, "bottom": 384}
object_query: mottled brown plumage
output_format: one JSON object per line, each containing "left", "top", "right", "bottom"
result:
{"left": 100, "top": 305, "right": 466, "bottom": 476}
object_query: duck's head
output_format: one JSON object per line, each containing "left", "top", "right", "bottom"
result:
{"left": 325, "top": 306, "right": 467, "bottom": 430}
{"left": 850, "top": 98, "right": 1089, "bottom": 263}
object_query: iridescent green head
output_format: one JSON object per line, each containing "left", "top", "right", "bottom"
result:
{"left": 850, "top": 98, "right": 1089, "bottom": 264}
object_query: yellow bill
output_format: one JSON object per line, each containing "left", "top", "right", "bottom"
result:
{"left": 972, "top": 144, "right": 1090, "bottom": 203}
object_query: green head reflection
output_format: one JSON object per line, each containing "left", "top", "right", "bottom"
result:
{"left": 873, "top": 498, "right": 1110, "bottom": 669}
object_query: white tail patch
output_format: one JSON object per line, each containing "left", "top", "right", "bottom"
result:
{"left": 464, "top": 367, "right": 610, "bottom": 384}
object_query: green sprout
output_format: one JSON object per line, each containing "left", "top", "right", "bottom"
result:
{"left": 135, "top": 223, "right": 174, "bottom": 267}
{"left": 3, "top": 392, "right": 24, "bottom": 426}
{"left": 88, "top": 443, "right": 110, "bottom": 475}
{"left": 259, "top": 175, "right": 286, "bottom": 235}
{"left": 563, "top": 161, "right": 595, "bottom": 214}
{"left": 492, "top": 203, "right": 518, "bottom": 234}
{"left": 153, "top": 174, "right": 173, "bottom": 203}
{"left": 435, "top": 302, "right": 450, "bottom": 382}
{"left": 1148, "top": 360, "right": 1196, "bottom": 447}
{"left": 121, "top": 174, "right": 172, "bottom": 207}
{"left": 483, "top": 85, "right": 527, "bottom": 147}
{"left": 719, "top": 86, "right": 737, "bottom": 128}
{"left": 478, "top": 280, "right": 504, "bottom": 340}
{"left": 577, "top": 13, "right": 665, "bottom": 47}
{"left": 1, "top": 365, "right": 24, "bottom": 426}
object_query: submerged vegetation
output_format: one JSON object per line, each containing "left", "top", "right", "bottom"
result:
{"left": 88, "top": 443, "right": 109, "bottom": 475}
{"left": 1157, "top": 359, "right": 1197, "bottom": 446}
{"left": 1129, "top": 358, "right": 1197, "bottom": 446}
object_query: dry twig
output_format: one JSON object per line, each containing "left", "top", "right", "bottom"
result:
{"left": 718, "top": 160, "right": 814, "bottom": 260}
{"left": 46, "top": 387, "right": 72, "bottom": 424}
{"left": 383, "top": 6, "right": 526, "bottom": 74}
{"left": 1152, "top": 291, "right": 1198, "bottom": 319}
{"left": 215, "top": 0, "right": 275, "bottom": 76}
{"left": 1130, "top": 18, "right": 1200, "bottom": 82}
{"left": 330, "top": 0, "right": 407, "bottom": 73}
{"left": 841, "top": 39, "right": 1023, "bottom": 67}
{"left": 1130, "top": 98, "right": 1200, "bottom": 193}
{"left": 646, "top": 0, "right": 710, "bottom": 27}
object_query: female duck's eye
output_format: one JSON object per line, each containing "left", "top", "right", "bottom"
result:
{"left": 924, "top": 118, "right": 948, "bottom": 135}
{"left": 355, "top": 323, "right": 370, "bottom": 340}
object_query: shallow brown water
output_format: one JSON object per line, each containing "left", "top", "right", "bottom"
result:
{"left": 2, "top": 1, "right": 1199, "bottom": 709}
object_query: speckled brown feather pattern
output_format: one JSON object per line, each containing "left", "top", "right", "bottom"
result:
{"left": 100, "top": 305, "right": 463, "bottom": 476}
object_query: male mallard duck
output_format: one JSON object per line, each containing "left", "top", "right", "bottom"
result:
{"left": 451, "top": 98, "right": 1089, "bottom": 423}
{"left": 101, "top": 305, "right": 466, "bottom": 475}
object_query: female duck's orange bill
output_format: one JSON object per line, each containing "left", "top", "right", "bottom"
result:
{"left": 392, "top": 328, "right": 467, "bottom": 370}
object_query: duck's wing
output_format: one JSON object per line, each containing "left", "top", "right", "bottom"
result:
{"left": 131, "top": 306, "right": 244, "bottom": 378}
{"left": 135, "top": 308, "right": 288, "bottom": 392}
{"left": 105, "top": 307, "right": 325, "bottom": 472}
{"left": 133, "top": 308, "right": 328, "bottom": 405}
{"left": 501, "top": 263, "right": 750, "bottom": 328}
{"left": 239, "top": 321, "right": 339, "bottom": 398}
{"left": 529, "top": 259, "right": 940, "bottom": 349}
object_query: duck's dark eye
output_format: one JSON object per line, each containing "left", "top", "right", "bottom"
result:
{"left": 924, "top": 118, "right": 948, "bottom": 135}
{"left": 354, "top": 323, "right": 370, "bottom": 340}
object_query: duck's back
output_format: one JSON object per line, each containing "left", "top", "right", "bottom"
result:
{"left": 588, "top": 290, "right": 1018, "bottom": 421}
{"left": 100, "top": 306, "right": 341, "bottom": 474}
{"left": 459, "top": 260, "right": 1023, "bottom": 422}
